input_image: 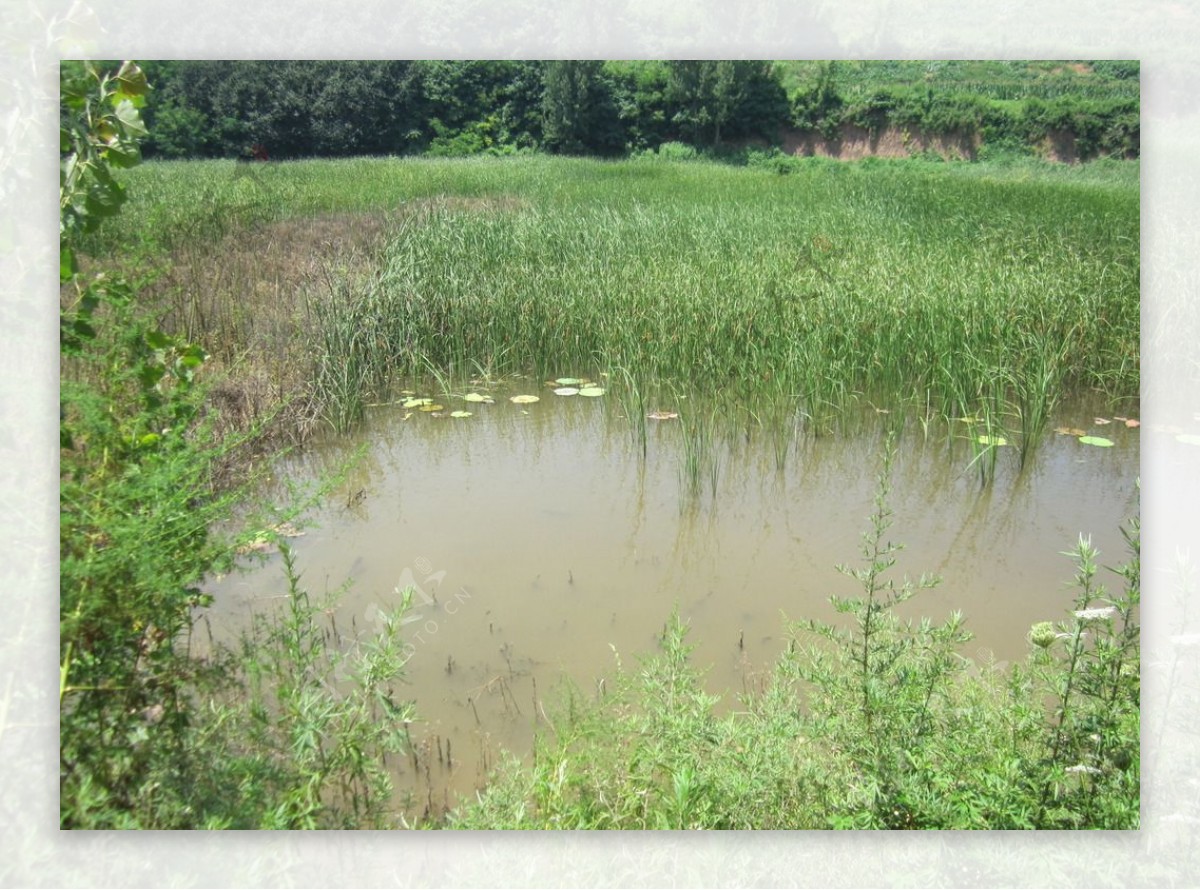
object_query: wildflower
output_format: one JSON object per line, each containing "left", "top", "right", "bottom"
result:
{"left": 1029, "top": 621, "right": 1057, "bottom": 649}
{"left": 1074, "top": 607, "right": 1116, "bottom": 622}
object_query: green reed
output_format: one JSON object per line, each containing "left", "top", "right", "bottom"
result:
{"left": 109, "top": 155, "right": 1139, "bottom": 455}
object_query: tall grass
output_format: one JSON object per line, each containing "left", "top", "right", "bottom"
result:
{"left": 103, "top": 154, "right": 1138, "bottom": 452}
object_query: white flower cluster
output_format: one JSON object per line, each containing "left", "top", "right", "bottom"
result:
{"left": 1073, "top": 607, "right": 1116, "bottom": 622}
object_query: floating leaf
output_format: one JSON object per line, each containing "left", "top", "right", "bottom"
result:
{"left": 510, "top": 394, "right": 540, "bottom": 404}
{"left": 554, "top": 387, "right": 579, "bottom": 396}
{"left": 1125, "top": 418, "right": 1140, "bottom": 428}
{"left": 449, "top": 410, "right": 473, "bottom": 418}
{"left": 646, "top": 410, "right": 679, "bottom": 421}
{"left": 1094, "top": 417, "right": 1111, "bottom": 425}
{"left": 977, "top": 435, "right": 1007, "bottom": 446}
{"left": 578, "top": 386, "right": 606, "bottom": 397}
{"left": 1078, "top": 436, "right": 1114, "bottom": 447}
{"left": 1175, "top": 434, "right": 1200, "bottom": 446}
{"left": 419, "top": 403, "right": 444, "bottom": 412}
{"left": 403, "top": 397, "right": 432, "bottom": 408}
{"left": 463, "top": 392, "right": 494, "bottom": 403}
{"left": 555, "top": 377, "right": 584, "bottom": 386}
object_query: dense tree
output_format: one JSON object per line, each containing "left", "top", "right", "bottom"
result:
{"left": 129, "top": 59, "right": 1137, "bottom": 162}
{"left": 541, "top": 60, "right": 622, "bottom": 155}
{"left": 667, "top": 60, "right": 788, "bottom": 146}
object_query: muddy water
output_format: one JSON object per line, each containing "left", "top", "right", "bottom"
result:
{"left": 206, "top": 389, "right": 1140, "bottom": 819}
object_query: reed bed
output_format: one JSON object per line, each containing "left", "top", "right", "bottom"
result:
{"left": 103, "top": 154, "right": 1139, "bottom": 454}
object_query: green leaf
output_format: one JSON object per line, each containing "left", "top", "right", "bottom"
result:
{"left": 104, "top": 142, "right": 142, "bottom": 169}
{"left": 1078, "top": 436, "right": 1114, "bottom": 447}
{"left": 60, "top": 247, "right": 77, "bottom": 282}
{"left": 145, "top": 330, "right": 173, "bottom": 350}
{"left": 554, "top": 377, "right": 584, "bottom": 386}
{"left": 577, "top": 386, "right": 606, "bottom": 397}
{"left": 179, "top": 344, "right": 208, "bottom": 368}
{"left": 510, "top": 394, "right": 540, "bottom": 404}
{"left": 976, "top": 434, "right": 1007, "bottom": 446}
{"left": 114, "top": 62, "right": 150, "bottom": 101}
{"left": 113, "top": 99, "right": 148, "bottom": 138}
{"left": 137, "top": 363, "right": 167, "bottom": 389}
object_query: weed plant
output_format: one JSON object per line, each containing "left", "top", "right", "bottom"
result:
{"left": 60, "top": 63, "right": 416, "bottom": 830}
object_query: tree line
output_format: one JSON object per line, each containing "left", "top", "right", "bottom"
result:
{"left": 90, "top": 60, "right": 1137, "bottom": 162}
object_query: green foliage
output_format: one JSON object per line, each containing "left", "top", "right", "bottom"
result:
{"left": 60, "top": 61, "right": 150, "bottom": 280}
{"left": 783, "top": 60, "right": 1139, "bottom": 160}
{"left": 194, "top": 547, "right": 415, "bottom": 829}
{"left": 541, "top": 61, "right": 623, "bottom": 155}
{"left": 59, "top": 59, "right": 236, "bottom": 825}
{"left": 60, "top": 60, "right": 418, "bottom": 830}
{"left": 666, "top": 60, "right": 788, "bottom": 146}
{"left": 451, "top": 611, "right": 841, "bottom": 829}
{"left": 132, "top": 59, "right": 1136, "bottom": 162}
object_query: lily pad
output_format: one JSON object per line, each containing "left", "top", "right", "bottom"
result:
{"left": 510, "top": 394, "right": 540, "bottom": 404}
{"left": 977, "top": 435, "right": 1007, "bottom": 446}
{"left": 1094, "top": 417, "right": 1111, "bottom": 425}
{"left": 1175, "top": 434, "right": 1200, "bottom": 446}
{"left": 1054, "top": 427, "right": 1088, "bottom": 437}
{"left": 554, "top": 387, "right": 579, "bottom": 396}
{"left": 554, "top": 377, "right": 584, "bottom": 386}
{"left": 1125, "top": 418, "right": 1140, "bottom": 428}
{"left": 403, "top": 397, "right": 432, "bottom": 409}
{"left": 463, "top": 392, "right": 494, "bottom": 404}
{"left": 1078, "top": 436, "right": 1114, "bottom": 447}
{"left": 449, "top": 410, "right": 473, "bottom": 418}
{"left": 577, "top": 386, "right": 606, "bottom": 397}
{"left": 647, "top": 410, "right": 679, "bottom": 420}
{"left": 418, "top": 403, "right": 445, "bottom": 412}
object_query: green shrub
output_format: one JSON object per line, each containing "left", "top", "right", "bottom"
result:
{"left": 60, "top": 60, "right": 418, "bottom": 830}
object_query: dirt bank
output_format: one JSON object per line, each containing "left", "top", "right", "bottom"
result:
{"left": 780, "top": 124, "right": 980, "bottom": 161}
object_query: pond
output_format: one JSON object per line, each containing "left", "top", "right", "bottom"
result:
{"left": 205, "top": 383, "right": 1140, "bottom": 819}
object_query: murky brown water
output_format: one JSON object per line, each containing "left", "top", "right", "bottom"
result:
{"left": 206, "top": 386, "right": 1140, "bottom": 820}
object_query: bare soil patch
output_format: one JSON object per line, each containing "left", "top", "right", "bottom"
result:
{"left": 780, "top": 125, "right": 980, "bottom": 161}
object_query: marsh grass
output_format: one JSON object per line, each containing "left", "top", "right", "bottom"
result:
{"left": 101, "top": 154, "right": 1138, "bottom": 465}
